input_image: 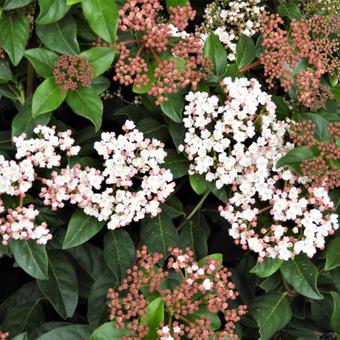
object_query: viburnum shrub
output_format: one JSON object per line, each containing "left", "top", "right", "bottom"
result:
{"left": 0, "top": 0, "right": 339, "bottom": 339}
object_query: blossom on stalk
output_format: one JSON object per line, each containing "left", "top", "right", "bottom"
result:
{"left": 107, "top": 246, "right": 246, "bottom": 339}
{"left": 179, "top": 77, "right": 287, "bottom": 189}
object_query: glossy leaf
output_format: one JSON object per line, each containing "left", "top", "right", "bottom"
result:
{"left": 163, "top": 150, "right": 189, "bottom": 179}
{"left": 90, "top": 322, "right": 129, "bottom": 340}
{"left": 9, "top": 240, "right": 49, "bottom": 280}
{"left": 160, "top": 93, "right": 184, "bottom": 123}
{"left": 141, "top": 297, "right": 164, "bottom": 338}
{"left": 250, "top": 258, "right": 284, "bottom": 278}
{"left": 37, "top": 0, "right": 71, "bottom": 24}
{"left": 103, "top": 230, "right": 135, "bottom": 282}
{"left": 0, "top": 61, "right": 14, "bottom": 84}
{"left": 66, "top": 86, "right": 103, "bottom": 131}
{"left": 325, "top": 237, "right": 340, "bottom": 271}
{"left": 63, "top": 209, "right": 106, "bottom": 249}
{"left": 3, "top": 0, "right": 33, "bottom": 10}
{"left": 141, "top": 212, "right": 180, "bottom": 256}
{"left": 24, "top": 48, "right": 59, "bottom": 78}
{"left": 36, "top": 325, "right": 92, "bottom": 340}
{"left": 203, "top": 32, "right": 227, "bottom": 76}
{"left": 0, "top": 14, "right": 29, "bottom": 66}
{"left": 251, "top": 292, "right": 292, "bottom": 340}
{"left": 280, "top": 255, "right": 323, "bottom": 300}
{"left": 37, "top": 252, "right": 78, "bottom": 319}
{"left": 236, "top": 34, "right": 257, "bottom": 69}
{"left": 276, "top": 146, "right": 318, "bottom": 169}
{"left": 81, "top": 47, "right": 116, "bottom": 78}
{"left": 331, "top": 291, "right": 340, "bottom": 333}
{"left": 189, "top": 174, "right": 208, "bottom": 195}
{"left": 36, "top": 15, "right": 80, "bottom": 55}
{"left": 32, "top": 77, "right": 67, "bottom": 117}
{"left": 81, "top": 0, "right": 118, "bottom": 43}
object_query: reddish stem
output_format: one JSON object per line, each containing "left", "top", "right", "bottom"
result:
{"left": 257, "top": 205, "right": 272, "bottom": 215}
{"left": 239, "top": 60, "right": 261, "bottom": 73}
{"left": 150, "top": 48, "right": 161, "bottom": 65}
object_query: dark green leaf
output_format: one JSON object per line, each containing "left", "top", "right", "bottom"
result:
{"left": 11, "top": 333, "right": 28, "bottom": 340}
{"left": 0, "top": 14, "right": 29, "bottom": 66}
{"left": 136, "top": 117, "right": 169, "bottom": 142}
{"left": 9, "top": 240, "right": 49, "bottom": 280}
{"left": 141, "top": 213, "right": 180, "bottom": 256}
{"left": 168, "top": 121, "right": 185, "bottom": 148}
{"left": 92, "top": 76, "right": 111, "bottom": 95}
{"left": 37, "top": 0, "right": 71, "bottom": 24}
{"left": 141, "top": 297, "right": 164, "bottom": 338}
{"left": 36, "top": 325, "right": 92, "bottom": 340}
{"left": 163, "top": 196, "right": 184, "bottom": 219}
{"left": 103, "top": 230, "right": 135, "bottom": 282}
{"left": 280, "top": 255, "right": 323, "bottom": 300}
{"left": 276, "top": 146, "right": 318, "bottom": 169}
{"left": 198, "top": 253, "right": 223, "bottom": 266}
{"left": 37, "top": 251, "right": 78, "bottom": 319}
{"left": 32, "top": 77, "right": 67, "bottom": 117}
{"left": 88, "top": 273, "right": 118, "bottom": 326}
{"left": 250, "top": 258, "right": 284, "bottom": 278}
{"left": 187, "top": 306, "right": 221, "bottom": 330}
{"left": 0, "top": 61, "right": 14, "bottom": 84}
{"left": 236, "top": 35, "right": 256, "bottom": 69}
{"left": 163, "top": 150, "right": 189, "bottom": 179}
{"left": 12, "top": 98, "right": 51, "bottom": 137}
{"left": 90, "top": 322, "right": 129, "bottom": 340}
{"left": 82, "top": 0, "right": 118, "bottom": 43}
{"left": 203, "top": 32, "right": 227, "bottom": 76}
{"left": 160, "top": 93, "right": 184, "bottom": 123}
{"left": 81, "top": 47, "right": 116, "bottom": 78}
{"left": 299, "top": 113, "right": 331, "bottom": 143}
{"left": 66, "top": 86, "right": 103, "bottom": 131}
{"left": 251, "top": 292, "right": 291, "bottom": 340}
{"left": 3, "top": 0, "right": 33, "bottom": 10}
{"left": 36, "top": 15, "right": 80, "bottom": 55}
{"left": 189, "top": 174, "right": 207, "bottom": 195}
{"left": 331, "top": 291, "right": 340, "bottom": 333}
{"left": 325, "top": 237, "right": 340, "bottom": 271}
{"left": 277, "top": 1, "right": 303, "bottom": 19}
{"left": 63, "top": 209, "right": 106, "bottom": 249}
{"left": 24, "top": 48, "right": 59, "bottom": 78}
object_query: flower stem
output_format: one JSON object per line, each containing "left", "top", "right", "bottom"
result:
{"left": 239, "top": 59, "right": 261, "bottom": 73}
{"left": 177, "top": 191, "right": 210, "bottom": 231}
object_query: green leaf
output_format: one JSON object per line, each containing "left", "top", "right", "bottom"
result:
{"left": 81, "top": 0, "right": 118, "bottom": 43}
{"left": 180, "top": 220, "right": 208, "bottom": 259}
{"left": 251, "top": 292, "right": 292, "bottom": 340}
{"left": 92, "top": 76, "right": 110, "bottom": 95}
{"left": 3, "top": 0, "right": 33, "bottom": 10}
{"left": 250, "top": 258, "right": 284, "bottom": 278}
{"left": 198, "top": 253, "right": 223, "bottom": 266}
{"left": 168, "top": 121, "right": 185, "bottom": 148}
{"left": 0, "top": 61, "right": 14, "bottom": 84}
{"left": 36, "top": 15, "right": 79, "bottom": 55}
{"left": 203, "top": 32, "right": 227, "bottom": 76}
{"left": 9, "top": 240, "right": 48, "bottom": 280}
{"left": 32, "top": 77, "right": 67, "bottom": 117}
{"left": 37, "top": 0, "right": 71, "bottom": 24}
{"left": 277, "top": 1, "right": 303, "bottom": 19}
{"left": 163, "top": 150, "right": 189, "bottom": 179}
{"left": 187, "top": 306, "right": 221, "bottom": 330}
{"left": 280, "top": 255, "right": 323, "bottom": 300}
{"left": 66, "top": 86, "right": 103, "bottom": 131}
{"left": 103, "top": 230, "right": 135, "bottom": 282}
{"left": 299, "top": 113, "right": 331, "bottom": 143}
{"left": 166, "top": 0, "right": 188, "bottom": 10}
{"left": 236, "top": 34, "right": 256, "bottom": 69}
{"left": 90, "top": 322, "right": 129, "bottom": 340}
{"left": 67, "top": 0, "right": 80, "bottom": 4}
{"left": 88, "top": 273, "right": 118, "bottom": 326}
{"left": 141, "top": 297, "right": 164, "bottom": 338}
{"left": 141, "top": 213, "right": 180, "bottom": 256}
{"left": 331, "top": 291, "right": 340, "bottom": 333}
{"left": 36, "top": 325, "right": 92, "bottom": 340}
{"left": 160, "top": 93, "right": 184, "bottom": 123}
{"left": 132, "top": 65, "right": 155, "bottom": 94}
{"left": 80, "top": 47, "right": 116, "bottom": 78}
{"left": 11, "top": 333, "right": 28, "bottom": 340}
{"left": 24, "top": 48, "right": 59, "bottom": 78}
{"left": 37, "top": 251, "right": 78, "bottom": 319}
{"left": 325, "top": 237, "right": 340, "bottom": 271}
{"left": 12, "top": 98, "right": 51, "bottom": 137}
{"left": 276, "top": 146, "right": 318, "bottom": 169}
{"left": 63, "top": 209, "right": 106, "bottom": 249}
{"left": 189, "top": 174, "right": 207, "bottom": 195}
{"left": 136, "top": 117, "right": 169, "bottom": 142}
{"left": 0, "top": 14, "right": 29, "bottom": 66}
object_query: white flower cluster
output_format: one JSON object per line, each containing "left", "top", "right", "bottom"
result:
{"left": 0, "top": 205, "right": 52, "bottom": 245}
{"left": 40, "top": 121, "right": 175, "bottom": 230}
{"left": 13, "top": 125, "right": 80, "bottom": 168}
{"left": 202, "top": 0, "right": 264, "bottom": 60}
{"left": 179, "top": 77, "right": 281, "bottom": 190}
{"left": 0, "top": 156, "right": 35, "bottom": 195}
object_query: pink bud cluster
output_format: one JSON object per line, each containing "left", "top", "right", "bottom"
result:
{"left": 53, "top": 55, "right": 93, "bottom": 92}
{"left": 0, "top": 205, "right": 51, "bottom": 246}
{"left": 39, "top": 121, "right": 175, "bottom": 230}
{"left": 0, "top": 332, "right": 8, "bottom": 340}
{"left": 107, "top": 246, "right": 246, "bottom": 339}
{"left": 114, "top": 0, "right": 209, "bottom": 105}
{"left": 179, "top": 77, "right": 286, "bottom": 189}
{"left": 260, "top": 13, "right": 339, "bottom": 110}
